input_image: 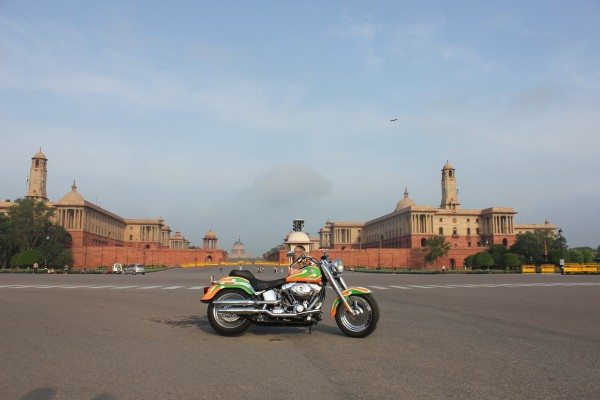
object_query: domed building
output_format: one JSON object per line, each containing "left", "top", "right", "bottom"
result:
{"left": 229, "top": 238, "right": 246, "bottom": 259}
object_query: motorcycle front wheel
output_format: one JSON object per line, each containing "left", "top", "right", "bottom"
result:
{"left": 335, "top": 294, "right": 379, "bottom": 338}
{"left": 207, "top": 289, "right": 252, "bottom": 336}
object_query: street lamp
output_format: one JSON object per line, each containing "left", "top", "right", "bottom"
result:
{"left": 44, "top": 235, "right": 49, "bottom": 269}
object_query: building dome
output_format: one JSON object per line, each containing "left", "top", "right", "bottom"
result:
{"left": 285, "top": 231, "right": 311, "bottom": 244}
{"left": 204, "top": 230, "right": 217, "bottom": 239}
{"left": 32, "top": 149, "right": 47, "bottom": 160}
{"left": 395, "top": 187, "right": 415, "bottom": 211}
{"left": 233, "top": 238, "right": 243, "bottom": 246}
{"left": 58, "top": 181, "right": 84, "bottom": 204}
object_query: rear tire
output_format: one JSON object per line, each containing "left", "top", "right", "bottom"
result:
{"left": 207, "top": 289, "right": 252, "bottom": 336}
{"left": 335, "top": 294, "right": 379, "bottom": 338}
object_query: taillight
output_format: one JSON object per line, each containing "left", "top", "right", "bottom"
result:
{"left": 203, "top": 286, "right": 210, "bottom": 294}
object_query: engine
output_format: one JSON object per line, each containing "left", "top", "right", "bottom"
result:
{"left": 281, "top": 282, "right": 321, "bottom": 300}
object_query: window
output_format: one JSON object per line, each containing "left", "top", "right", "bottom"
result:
{"left": 453, "top": 228, "right": 457, "bottom": 236}
{"left": 476, "top": 228, "right": 480, "bottom": 234}
{"left": 421, "top": 238, "right": 426, "bottom": 247}
{"left": 468, "top": 242, "right": 472, "bottom": 247}
{"left": 439, "top": 218, "right": 443, "bottom": 222}
{"left": 439, "top": 227, "right": 444, "bottom": 235}
{"left": 467, "top": 228, "right": 471, "bottom": 235}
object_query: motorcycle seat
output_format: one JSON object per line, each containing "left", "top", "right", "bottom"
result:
{"left": 229, "top": 270, "right": 286, "bottom": 291}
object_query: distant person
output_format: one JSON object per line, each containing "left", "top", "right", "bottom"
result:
{"left": 33, "top": 262, "right": 38, "bottom": 274}
{"left": 442, "top": 265, "right": 446, "bottom": 274}
{"left": 64, "top": 264, "right": 69, "bottom": 274}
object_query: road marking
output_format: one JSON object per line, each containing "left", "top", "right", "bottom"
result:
{"left": 187, "top": 286, "right": 205, "bottom": 290}
{"left": 406, "top": 285, "right": 434, "bottom": 289}
{"left": 136, "top": 286, "right": 162, "bottom": 289}
{"left": 162, "top": 286, "right": 184, "bottom": 290}
{"left": 388, "top": 285, "right": 412, "bottom": 289}
{"left": 369, "top": 285, "right": 389, "bottom": 290}
{"left": 85, "top": 285, "right": 114, "bottom": 289}
{"left": 112, "top": 286, "right": 139, "bottom": 289}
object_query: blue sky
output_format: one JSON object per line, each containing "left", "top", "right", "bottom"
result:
{"left": 1, "top": 1, "right": 599, "bottom": 254}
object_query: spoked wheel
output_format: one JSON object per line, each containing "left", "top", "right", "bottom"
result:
{"left": 207, "top": 289, "right": 252, "bottom": 336}
{"left": 335, "top": 294, "right": 379, "bottom": 338}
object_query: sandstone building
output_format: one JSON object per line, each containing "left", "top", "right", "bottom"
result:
{"left": 317, "top": 162, "right": 556, "bottom": 269}
{"left": 1, "top": 150, "right": 225, "bottom": 267}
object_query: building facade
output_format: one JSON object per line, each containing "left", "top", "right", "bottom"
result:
{"left": 318, "top": 162, "right": 556, "bottom": 268}
{"left": 1, "top": 150, "right": 225, "bottom": 267}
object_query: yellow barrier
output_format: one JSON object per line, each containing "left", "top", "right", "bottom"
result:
{"left": 563, "top": 265, "right": 599, "bottom": 274}
{"left": 180, "top": 261, "right": 284, "bottom": 268}
{"left": 541, "top": 264, "right": 556, "bottom": 273}
{"left": 521, "top": 265, "right": 536, "bottom": 273}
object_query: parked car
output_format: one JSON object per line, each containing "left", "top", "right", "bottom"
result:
{"left": 124, "top": 264, "right": 146, "bottom": 275}
{"left": 111, "top": 263, "right": 123, "bottom": 274}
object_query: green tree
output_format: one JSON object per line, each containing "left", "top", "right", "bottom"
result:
{"left": 424, "top": 236, "right": 451, "bottom": 264}
{"left": 473, "top": 252, "right": 494, "bottom": 268}
{"left": 2, "top": 198, "right": 73, "bottom": 268}
{"left": 511, "top": 230, "right": 566, "bottom": 265}
{"left": 568, "top": 249, "right": 583, "bottom": 263}
{"left": 7, "top": 198, "right": 56, "bottom": 251}
{"left": 503, "top": 252, "right": 522, "bottom": 269}
{"left": 0, "top": 213, "right": 15, "bottom": 269}
{"left": 10, "top": 249, "right": 43, "bottom": 268}
{"left": 488, "top": 244, "right": 508, "bottom": 267}
{"left": 464, "top": 254, "right": 475, "bottom": 268}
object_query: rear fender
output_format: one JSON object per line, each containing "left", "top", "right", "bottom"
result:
{"left": 330, "top": 287, "right": 372, "bottom": 317}
{"left": 200, "top": 276, "right": 255, "bottom": 302}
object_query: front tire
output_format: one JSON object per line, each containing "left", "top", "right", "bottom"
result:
{"left": 335, "top": 294, "right": 379, "bottom": 338}
{"left": 207, "top": 289, "right": 252, "bottom": 336}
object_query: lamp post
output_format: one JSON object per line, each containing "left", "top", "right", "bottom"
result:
{"left": 44, "top": 235, "right": 50, "bottom": 269}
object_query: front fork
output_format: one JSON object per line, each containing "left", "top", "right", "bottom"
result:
{"left": 328, "top": 274, "right": 355, "bottom": 316}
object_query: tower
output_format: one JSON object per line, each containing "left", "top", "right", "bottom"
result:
{"left": 26, "top": 149, "right": 48, "bottom": 201}
{"left": 440, "top": 162, "right": 459, "bottom": 210}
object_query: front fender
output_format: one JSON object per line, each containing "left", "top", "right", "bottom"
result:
{"left": 330, "top": 287, "right": 372, "bottom": 317}
{"left": 200, "top": 276, "right": 255, "bottom": 302}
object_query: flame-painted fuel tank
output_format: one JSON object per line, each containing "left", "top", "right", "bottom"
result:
{"left": 285, "top": 265, "right": 322, "bottom": 284}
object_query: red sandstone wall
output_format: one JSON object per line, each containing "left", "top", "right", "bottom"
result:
{"left": 278, "top": 247, "right": 485, "bottom": 270}
{"left": 71, "top": 246, "right": 226, "bottom": 268}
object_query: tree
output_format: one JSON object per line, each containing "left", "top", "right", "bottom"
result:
{"left": 511, "top": 230, "right": 567, "bottom": 265}
{"left": 7, "top": 198, "right": 56, "bottom": 251}
{"left": 473, "top": 252, "right": 494, "bottom": 268}
{"left": 1, "top": 198, "right": 72, "bottom": 268}
{"left": 488, "top": 244, "right": 508, "bottom": 267}
{"left": 503, "top": 252, "right": 522, "bottom": 269}
{"left": 0, "top": 213, "right": 15, "bottom": 269}
{"left": 464, "top": 255, "right": 475, "bottom": 268}
{"left": 424, "top": 236, "right": 450, "bottom": 264}
{"left": 10, "top": 249, "right": 43, "bottom": 268}
{"left": 568, "top": 249, "right": 583, "bottom": 264}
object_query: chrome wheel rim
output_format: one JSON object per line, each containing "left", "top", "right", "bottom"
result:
{"left": 339, "top": 296, "right": 372, "bottom": 333}
{"left": 213, "top": 292, "right": 246, "bottom": 328}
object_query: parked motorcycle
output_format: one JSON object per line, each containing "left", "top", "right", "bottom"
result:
{"left": 201, "top": 253, "right": 379, "bottom": 337}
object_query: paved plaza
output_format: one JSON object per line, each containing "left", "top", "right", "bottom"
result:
{"left": 1, "top": 268, "right": 599, "bottom": 400}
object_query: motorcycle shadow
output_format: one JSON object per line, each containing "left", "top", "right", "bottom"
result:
{"left": 151, "top": 315, "right": 347, "bottom": 337}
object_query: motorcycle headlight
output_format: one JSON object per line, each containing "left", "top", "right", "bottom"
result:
{"left": 332, "top": 259, "right": 344, "bottom": 273}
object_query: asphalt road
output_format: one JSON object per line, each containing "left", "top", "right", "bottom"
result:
{"left": 1, "top": 268, "right": 599, "bottom": 400}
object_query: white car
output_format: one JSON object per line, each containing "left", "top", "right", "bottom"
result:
{"left": 124, "top": 264, "right": 146, "bottom": 275}
{"left": 111, "top": 263, "right": 123, "bottom": 274}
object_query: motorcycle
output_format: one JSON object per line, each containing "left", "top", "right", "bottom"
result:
{"left": 201, "top": 253, "right": 379, "bottom": 338}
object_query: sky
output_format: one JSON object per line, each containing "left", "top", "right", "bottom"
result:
{"left": 1, "top": 1, "right": 599, "bottom": 254}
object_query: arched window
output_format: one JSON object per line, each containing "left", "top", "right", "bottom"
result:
{"left": 439, "top": 227, "right": 443, "bottom": 235}
{"left": 421, "top": 238, "right": 426, "bottom": 247}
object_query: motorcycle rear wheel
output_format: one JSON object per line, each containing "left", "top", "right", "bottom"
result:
{"left": 335, "top": 294, "right": 379, "bottom": 338}
{"left": 207, "top": 289, "right": 252, "bottom": 336}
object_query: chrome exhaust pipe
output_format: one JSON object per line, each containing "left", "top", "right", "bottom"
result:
{"left": 212, "top": 299, "right": 279, "bottom": 306}
{"left": 215, "top": 307, "right": 321, "bottom": 318}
